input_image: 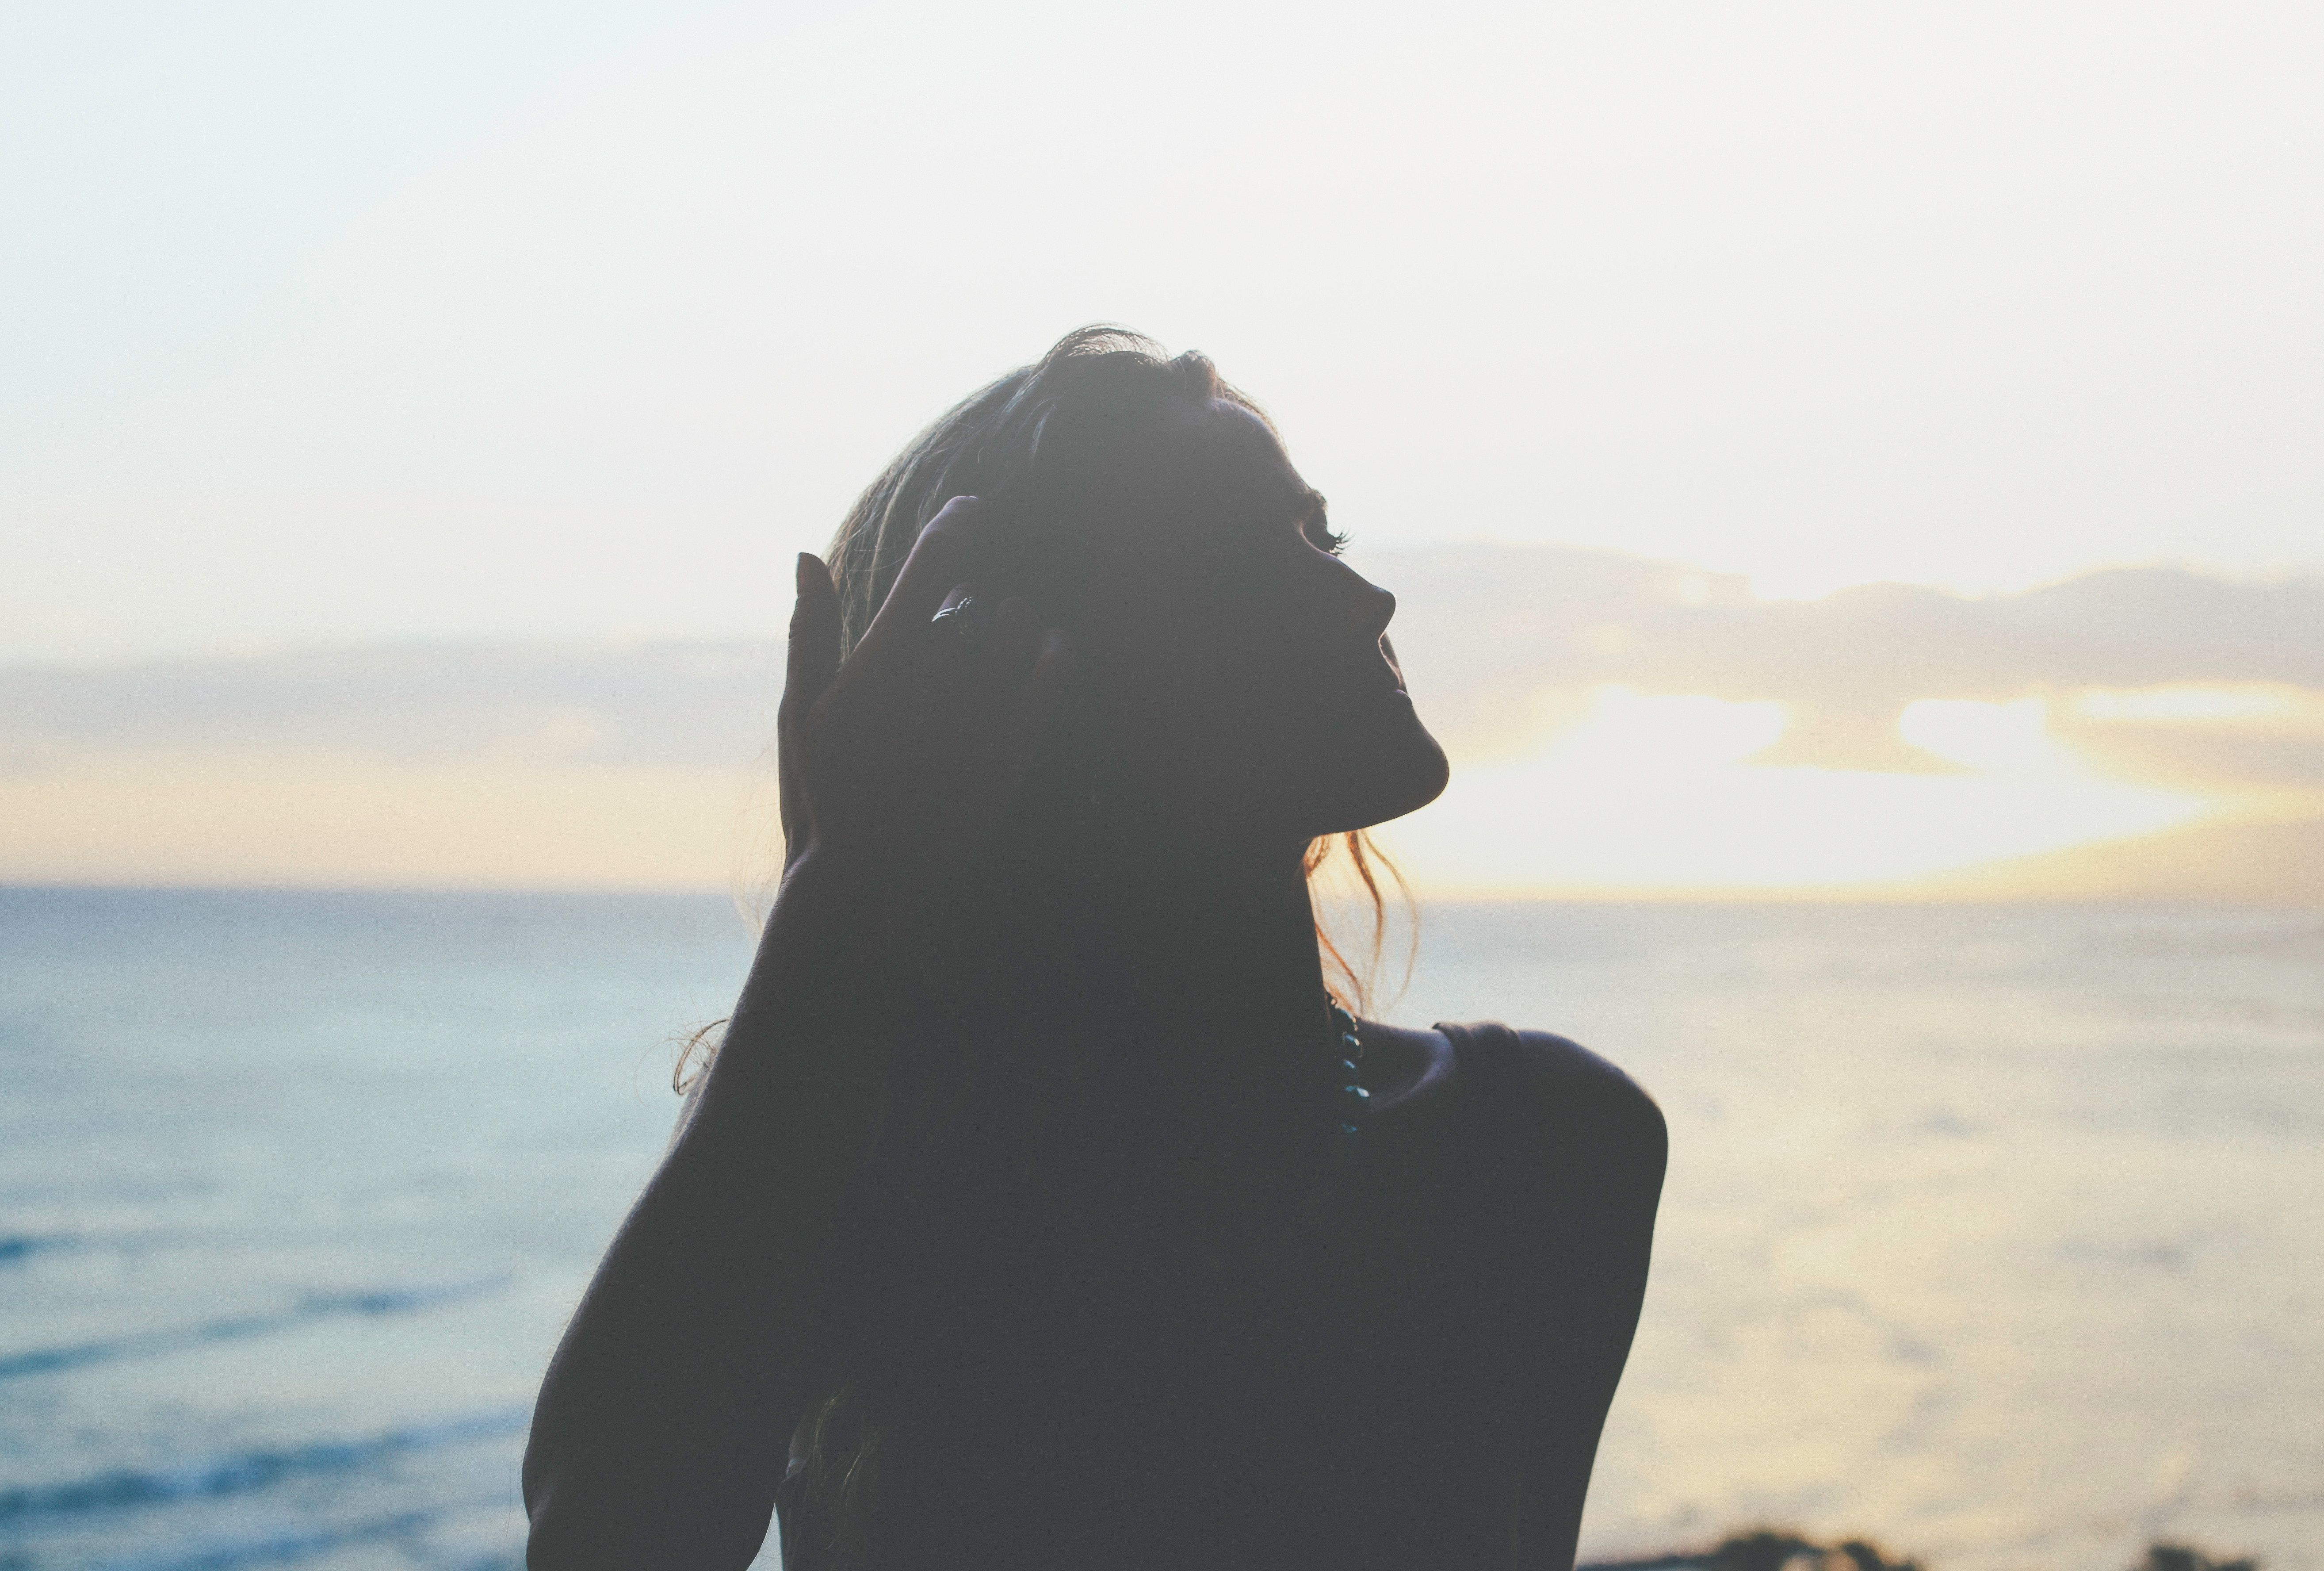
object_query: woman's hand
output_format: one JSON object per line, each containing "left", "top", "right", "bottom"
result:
{"left": 523, "top": 501, "right": 1077, "bottom": 1568}
{"left": 779, "top": 495, "right": 1076, "bottom": 911}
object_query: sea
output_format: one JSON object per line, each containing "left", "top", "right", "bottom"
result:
{"left": 0, "top": 888, "right": 2316, "bottom": 1571}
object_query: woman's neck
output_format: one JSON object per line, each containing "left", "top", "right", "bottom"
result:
{"left": 1129, "top": 834, "right": 1323, "bottom": 1031}
{"left": 1082, "top": 824, "right": 1338, "bottom": 1168}
{"left": 944, "top": 774, "right": 1336, "bottom": 1115}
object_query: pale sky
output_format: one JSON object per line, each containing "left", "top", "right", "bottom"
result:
{"left": 6, "top": 3, "right": 2322, "bottom": 897}
{"left": 9, "top": 1, "right": 2323, "bottom": 665}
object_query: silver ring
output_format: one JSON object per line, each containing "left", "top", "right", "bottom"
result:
{"left": 929, "top": 597, "right": 992, "bottom": 648}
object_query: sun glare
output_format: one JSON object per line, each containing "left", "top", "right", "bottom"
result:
{"left": 1384, "top": 687, "right": 2213, "bottom": 895}
{"left": 1896, "top": 697, "right": 2057, "bottom": 771}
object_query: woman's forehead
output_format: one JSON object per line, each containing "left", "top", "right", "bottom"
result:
{"left": 1101, "top": 399, "right": 1312, "bottom": 534}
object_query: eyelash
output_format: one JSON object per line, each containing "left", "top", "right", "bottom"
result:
{"left": 1307, "top": 519, "right": 1351, "bottom": 556}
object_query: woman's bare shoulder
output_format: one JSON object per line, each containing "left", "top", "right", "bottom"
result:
{"left": 1368, "top": 1018, "right": 1664, "bottom": 1159}
{"left": 1362, "top": 1018, "right": 1657, "bottom": 1113}
{"left": 1505, "top": 1026, "right": 1668, "bottom": 1166}
{"left": 1351, "top": 1019, "right": 1456, "bottom": 1118}
{"left": 1353, "top": 1018, "right": 1665, "bottom": 1210}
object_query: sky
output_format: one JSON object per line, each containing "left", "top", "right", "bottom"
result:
{"left": 6, "top": 2, "right": 2322, "bottom": 896}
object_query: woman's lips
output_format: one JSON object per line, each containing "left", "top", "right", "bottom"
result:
{"left": 1326, "top": 682, "right": 1414, "bottom": 737}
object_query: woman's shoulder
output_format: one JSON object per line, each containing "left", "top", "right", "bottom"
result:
{"left": 1352, "top": 1019, "right": 1458, "bottom": 1118}
{"left": 1408, "top": 1019, "right": 1667, "bottom": 1163}
{"left": 1353, "top": 1019, "right": 1665, "bottom": 1253}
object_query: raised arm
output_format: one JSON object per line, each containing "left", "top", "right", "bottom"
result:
{"left": 522, "top": 498, "right": 1074, "bottom": 1570}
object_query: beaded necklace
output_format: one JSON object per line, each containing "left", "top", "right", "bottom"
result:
{"left": 1327, "top": 1000, "right": 1370, "bottom": 1146}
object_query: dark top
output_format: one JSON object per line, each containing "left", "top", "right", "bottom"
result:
{"left": 774, "top": 1020, "right": 1548, "bottom": 1571}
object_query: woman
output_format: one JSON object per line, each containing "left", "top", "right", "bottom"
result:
{"left": 523, "top": 327, "right": 1667, "bottom": 1570}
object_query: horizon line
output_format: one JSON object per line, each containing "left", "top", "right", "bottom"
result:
{"left": 3, "top": 878, "right": 2316, "bottom": 912}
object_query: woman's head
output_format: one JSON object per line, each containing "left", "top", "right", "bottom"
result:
{"left": 826, "top": 327, "right": 1449, "bottom": 858}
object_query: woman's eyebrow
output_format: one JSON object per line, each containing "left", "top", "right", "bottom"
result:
{"left": 1187, "top": 488, "right": 1330, "bottom": 553}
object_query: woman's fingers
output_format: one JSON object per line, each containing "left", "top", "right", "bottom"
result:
{"left": 777, "top": 553, "right": 842, "bottom": 859}
{"left": 783, "top": 552, "right": 843, "bottom": 721}
{"left": 859, "top": 497, "right": 987, "bottom": 658}
{"left": 788, "top": 504, "right": 1069, "bottom": 873}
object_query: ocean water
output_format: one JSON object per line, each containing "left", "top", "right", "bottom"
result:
{"left": 0, "top": 889, "right": 2316, "bottom": 1571}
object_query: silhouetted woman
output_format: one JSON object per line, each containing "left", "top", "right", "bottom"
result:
{"left": 523, "top": 328, "right": 1667, "bottom": 1570}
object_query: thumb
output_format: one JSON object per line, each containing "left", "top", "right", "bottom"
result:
{"left": 784, "top": 552, "right": 842, "bottom": 720}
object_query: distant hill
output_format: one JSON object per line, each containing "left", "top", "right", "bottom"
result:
{"left": 1885, "top": 814, "right": 2324, "bottom": 904}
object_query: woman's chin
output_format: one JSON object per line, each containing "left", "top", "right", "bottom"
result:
{"left": 1311, "top": 706, "right": 1451, "bottom": 835}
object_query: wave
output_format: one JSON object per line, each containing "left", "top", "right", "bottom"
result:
{"left": 0, "top": 1232, "right": 76, "bottom": 1266}
{"left": 0, "top": 1409, "right": 526, "bottom": 1522}
{"left": 0, "top": 1276, "right": 508, "bottom": 1381}
{"left": 91, "top": 1493, "right": 514, "bottom": 1571}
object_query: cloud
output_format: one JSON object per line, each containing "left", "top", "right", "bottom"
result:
{"left": 1377, "top": 545, "right": 2324, "bottom": 789}
{"left": 9, "top": 549, "right": 2317, "bottom": 787}
{"left": 0, "top": 642, "right": 780, "bottom": 771}
{"left": 4, "top": 548, "right": 2319, "bottom": 894}
{"left": 0, "top": 645, "right": 781, "bottom": 888}
{"left": 18, "top": 553, "right": 2324, "bottom": 799}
